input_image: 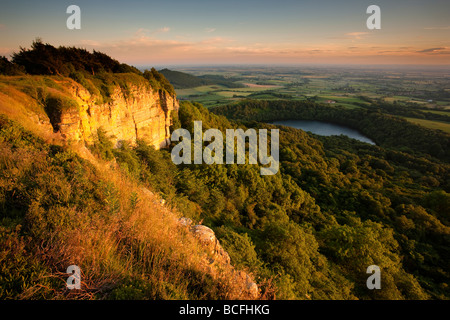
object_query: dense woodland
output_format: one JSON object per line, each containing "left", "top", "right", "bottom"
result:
{"left": 213, "top": 100, "right": 450, "bottom": 162}
{"left": 87, "top": 101, "right": 449, "bottom": 299}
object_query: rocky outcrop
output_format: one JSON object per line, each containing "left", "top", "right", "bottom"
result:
{"left": 179, "top": 218, "right": 259, "bottom": 299}
{"left": 140, "top": 190, "right": 259, "bottom": 299}
{"left": 57, "top": 81, "right": 178, "bottom": 149}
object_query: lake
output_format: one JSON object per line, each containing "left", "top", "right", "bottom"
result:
{"left": 273, "top": 120, "right": 376, "bottom": 145}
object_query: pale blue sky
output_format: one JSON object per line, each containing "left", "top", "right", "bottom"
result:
{"left": 0, "top": 0, "right": 449, "bottom": 65}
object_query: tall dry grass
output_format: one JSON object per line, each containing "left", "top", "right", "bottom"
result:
{"left": 0, "top": 119, "right": 257, "bottom": 299}
{"left": 63, "top": 152, "right": 257, "bottom": 299}
{"left": 0, "top": 76, "right": 63, "bottom": 145}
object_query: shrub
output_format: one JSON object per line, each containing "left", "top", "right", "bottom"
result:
{"left": 89, "top": 127, "right": 115, "bottom": 161}
{"left": 215, "top": 226, "right": 261, "bottom": 272}
{"left": 44, "top": 92, "right": 79, "bottom": 131}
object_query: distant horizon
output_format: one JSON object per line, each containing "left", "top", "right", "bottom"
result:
{"left": 4, "top": 40, "right": 450, "bottom": 72}
{"left": 141, "top": 63, "right": 450, "bottom": 70}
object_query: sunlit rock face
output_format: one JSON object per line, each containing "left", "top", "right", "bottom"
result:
{"left": 58, "top": 82, "right": 179, "bottom": 149}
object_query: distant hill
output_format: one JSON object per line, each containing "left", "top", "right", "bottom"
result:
{"left": 159, "top": 69, "right": 210, "bottom": 89}
{"left": 159, "top": 69, "right": 245, "bottom": 89}
{"left": 197, "top": 74, "right": 245, "bottom": 88}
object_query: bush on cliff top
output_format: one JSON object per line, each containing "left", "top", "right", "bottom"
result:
{"left": 3, "top": 39, "right": 175, "bottom": 97}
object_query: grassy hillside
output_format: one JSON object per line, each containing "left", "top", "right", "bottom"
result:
{"left": 0, "top": 115, "right": 256, "bottom": 299}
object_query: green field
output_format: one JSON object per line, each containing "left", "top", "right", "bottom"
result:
{"left": 174, "top": 66, "right": 448, "bottom": 109}
{"left": 403, "top": 117, "right": 450, "bottom": 134}
{"left": 172, "top": 66, "right": 450, "bottom": 133}
{"left": 422, "top": 109, "right": 450, "bottom": 116}
{"left": 176, "top": 84, "right": 284, "bottom": 107}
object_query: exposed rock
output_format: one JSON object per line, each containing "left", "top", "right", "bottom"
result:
{"left": 179, "top": 220, "right": 259, "bottom": 299}
{"left": 178, "top": 217, "right": 193, "bottom": 227}
{"left": 140, "top": 187, "right": 154, "bottom": 197}
{"left": 235, "top": 270, "right": 259, "bottom": 299}
{"left": 58, "top": 81, "right": 179, "bottom": 149}
{"left": 191, "top": 224, "right": 231, "bottom": 265}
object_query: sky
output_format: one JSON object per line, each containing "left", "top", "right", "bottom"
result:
{"left": 0, "top": 0, "right": 449, "bottom": 67}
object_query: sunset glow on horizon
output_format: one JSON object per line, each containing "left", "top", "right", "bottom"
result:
{"left": 1, "top": 0, "right": 449, "bottom": 67}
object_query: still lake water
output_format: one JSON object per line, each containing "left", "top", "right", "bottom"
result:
{"left": 273, "top": 120, "right": 376, "bottom": 145}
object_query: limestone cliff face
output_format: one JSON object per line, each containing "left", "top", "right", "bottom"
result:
{"left": 57, "top": 82, "right": 179, "bottom": 149}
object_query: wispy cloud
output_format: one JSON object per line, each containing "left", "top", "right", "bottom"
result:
{"left": 205, "top": 28, "right": 216, "bottom": 33}
{"left": 345, "top": 32, "right": 369, "bottom": 40}
{"left": 157, "top": 26, "right": 171, "bottom": 33}
{"left": 135, "top": 28, "right": 150, "bottom": 36}
{"left": 200, "top": 37, "right": 234, "bottom": 45}
{"left": 416, "top": 47, "right": 448, "bottom": 53}
{"left": 76, "top": 28, "right": 219, "bottom": 63}
{"left": 0, "top": 47, "right": 14, "bottom": 56}
{"left": 74, "top": 28, "right": 450, "bottom": 65}
{"left": 424, "top": 26, "right": 450, "bottom": 30}
{"left": 328, "top": 32, "right": 369, "bottom": 41}
{"left": 134, "top": 27, "right": 170, "bottom": 37}
{"left": 80, "top": 40, "right": 102, "bottom": 47}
